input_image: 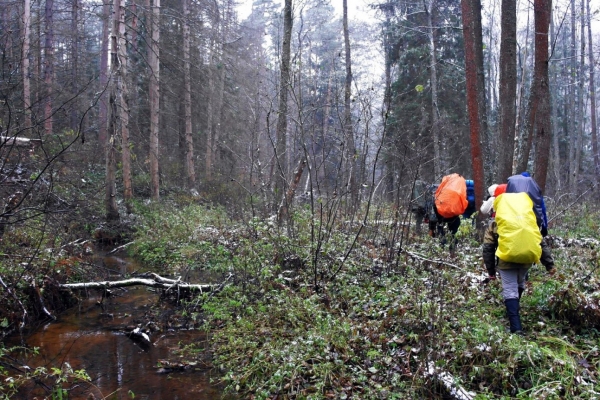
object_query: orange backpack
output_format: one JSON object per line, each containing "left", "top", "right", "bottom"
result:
{"left": 434, "top": 173, "right": 468, "bottom": 218}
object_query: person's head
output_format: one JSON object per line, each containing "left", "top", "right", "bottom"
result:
{"left": 520, "top": 171, "right": 531, "bottom": 177}
{"left": 487, "top": 184, "right": 498, "bottom": 197}
{"left": 494, "top": 184, "right": 507, "bottom": 197}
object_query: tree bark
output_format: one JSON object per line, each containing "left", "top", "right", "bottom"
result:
{"left": 43, "top": 0, "right": 54, "bottom": 135}
{"left": 587, "top": 0, "right": 599, "bottom": 184}
{"left": 22, "top": 0, "right": 32, "bottom": 133}
{"left": 460, "top": 0, "right": 487, "bottom": 231}
{"left": 567, "top": 0, "right": 577, "bottom": 191}
{"left": 425, "top": 0, "right": 442, "bottom": 178}
{"left": 98, "top": 0, "right": 110, "bottom": 156}
{"left": 571, "top": 0, "right": 585, "bottom": 193}
{"left": 70, "top": 0, "right": 79, "bottom": 131}
{"left": 513, "top": 10, "right": 530, "bottom": 174}
{"left": 149, "top": 0, "right": 161, "bottom": 200}
{"left": 498, "top": 0, "right": 517, "bottom": 181}
{"left": 118, "top": 0, "right": 132, "bottom": 210}
{"left": 183, "top": 0, "right": 196, "bottom": 189}
{"left": 342, "top": 0, "right": 358, "bottom": 211}
{"left": 206, "top": 36, "right": 215, "bottom": 180}
{"left": 105, "top": 0, "right": 120, "bottom": 222}
{"left": 531, "top": 0, "right": 552, "bottom": 191}
{"left": 213, "top": 11, "right": 228, "bottom": 177}
{"left": 549, "top": 10, "right": 561, "bottom": 191}
{"left": 275, "top": 0, "right": 293, "bottom": 220}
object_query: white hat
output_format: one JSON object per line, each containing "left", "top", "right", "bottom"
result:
{"left": 487, "top": 184, "right": 498, "bottom": 197}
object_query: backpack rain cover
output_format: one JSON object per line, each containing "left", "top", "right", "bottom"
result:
{"left": 494, "top": 192, "right": 542, "bottom": 264}
{"left": 434, "top": 173, "right": 468, "bottom": 218}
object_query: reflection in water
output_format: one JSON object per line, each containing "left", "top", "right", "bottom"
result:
{"left": 8, "top": 254, "right": 233, "bottom": 399}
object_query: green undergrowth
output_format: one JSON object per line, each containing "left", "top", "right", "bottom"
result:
{"left": 127, "top": 201, "right": 600, "bottom": 399}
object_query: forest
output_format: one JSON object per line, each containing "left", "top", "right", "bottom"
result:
{"left": 0, "top": 0, "right": 600, "bottom": 398}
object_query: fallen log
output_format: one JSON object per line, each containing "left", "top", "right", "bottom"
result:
{"left": 59, "top": 273, "right": 214, "bottom": 292}
{"left": 426, "top": 361, "right": 475, "bottom": 400}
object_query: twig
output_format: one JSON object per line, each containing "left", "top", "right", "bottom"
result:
{"left": 107, "top": 241, "right": 134, "bottom": 255}
{"left": 193, "top": 272, "right": 234, "bottom": 308}
{"left": 403, "top": 249, "right": 463, "bottom": 270}
{"left": 548, "top": 184, "right": 595, "bottom": 224}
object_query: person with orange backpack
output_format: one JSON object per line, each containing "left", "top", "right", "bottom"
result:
{"left": 482, "top": 191, "right": 557, "bottom": 335}
{"left": 428, "top": 173, "right": 469, "bottom": 251}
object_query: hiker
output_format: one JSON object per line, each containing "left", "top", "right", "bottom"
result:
{"left": 483, "top": 192, "right": 557, "bottom": 334}
{"left": 428, "top": 173, "right": 469, "bottom": 250}
{"left": 506, "top": 172, "right": 548, "bottom": 236}
{"left": 480, "top": 184, "right": 499, "bottom": 217}
{"left": 505, "top": 173, "right": 554, "bottom": 270}
{"left": 411, "top": 180, "right": 436, "bottom": 234}
{"left": 480, "top": 184, "right": 507, "bottom": 217}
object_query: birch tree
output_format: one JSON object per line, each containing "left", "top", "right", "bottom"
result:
{"left": 343, "top": 0, "right": 358, "bottom": 210}
{"left": 274, "top": 0, "right": 293, "bottom": 218}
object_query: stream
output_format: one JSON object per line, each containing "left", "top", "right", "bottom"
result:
{"left": 6, "top": 252, "right": 233, "bottom": 399}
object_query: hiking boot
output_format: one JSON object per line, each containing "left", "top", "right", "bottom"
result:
{"left": 505, "top": 298, "right": 523, "bottom": 333}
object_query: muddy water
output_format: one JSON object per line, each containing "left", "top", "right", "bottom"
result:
{"left": 8, "top": 254, "right": 233, "bottom": 400}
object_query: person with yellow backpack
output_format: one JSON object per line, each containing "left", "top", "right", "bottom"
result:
{"left": 482, "top": 191, "right": 557, "bottom": 335}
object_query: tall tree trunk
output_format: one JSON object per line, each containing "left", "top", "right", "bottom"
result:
{"left": 275, "top": 0, "right": 293, "bottom": 221}
{"left": 342, "top": 0, "right": 358, "bottom": 211}
{"left": 513, "top": 10, "right": 530, "bottom": 174}
{"left": 498, "top": 0, "right": 517, "bottom": 180}
{"left": 587, "top": 0, "right": 599, "bottom": 184}
{"left": 567, "top": 0, "right": 577, "bottom": 191}
{"left": 149, "top": 0, "right": 161, "bottom": 200}
{"left": 206, "top": 36, "right": 215, "bottom": 181}
{"left": 33, "top": 0, "right": 42, "bottom": 116}
{"left": 531, "top": 0, "right": 552, "bottom": 191}
{"left": 425, "top": 0, "right": 441, "bottom": 178}
{"left": 105, "top": 0, "right": 120, "bottom": 222}
{"left": 117, "top": 0, "right": 132, "bottom": 209}
{"left": 461, "top": 0, "right": 487, "bottom": 230}
{"left": 183, "top": 0, "right": 195, "bottom": 188}
{"left": 22, "top": 0, "right": 32, "bottom": 132}
{"left": 549, "top": 9, "right": 561, "bottom": 190}
{"left": 571, "top": 0, "right": 585, "bottom": 193}
{"left": 213, "top": 8, "right": 228, "bottom": 177}
{"left": 98, "top": 0, "right": 110, "bottom": 155}
{"left": 43, "top": 0, "right": 54, "bottom": 135}
{"left": 70, "top": 0, "right": 79, "bottom": 131}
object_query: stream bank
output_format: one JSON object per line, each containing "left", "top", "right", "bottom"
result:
{"left": 5, "top": 253, "right": 233, "bottom": 399}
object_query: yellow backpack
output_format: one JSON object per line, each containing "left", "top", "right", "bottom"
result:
{"left": 494, "top": 192, "right": 542, "bottom": 264}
